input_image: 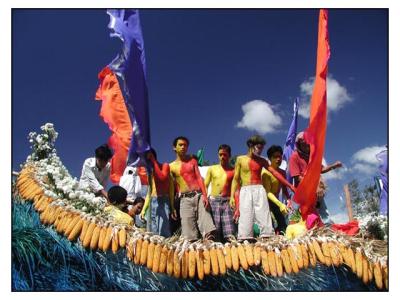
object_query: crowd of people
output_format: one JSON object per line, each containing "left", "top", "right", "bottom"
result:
{"left": 79, "top": 134, "right": 342, "bottom": 242}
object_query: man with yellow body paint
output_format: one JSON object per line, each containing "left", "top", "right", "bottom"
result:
{"left": 230, "top": 135, "right": 296, "bottom": 240}
{"left": 169, "top": 136, "right": 216, "bottom": 241}
{"left": 261, "top": 145, "right": 290, "bottom": 235}
{"left": 204, "top": 144, "right": 235, "bottom": 242}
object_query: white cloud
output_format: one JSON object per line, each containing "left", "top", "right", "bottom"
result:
{"left": 322, "top": 166, "right": 349, "bottom": 181}
{"left": 350, "top": 145, "right": 386, "bottom": 176}
{"left": 298, "top": 75, "right": 352, "bottom": 118}
{"left": 236, "top": 100, "right": 282, "bottom": 134}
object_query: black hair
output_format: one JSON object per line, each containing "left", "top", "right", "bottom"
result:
{"left": 267, "top": 145, "right": 283, "bottom": 159}
{"left": 133, "top": 197, "right": 145, "bottom": 206}
{"left": 149, "top": 148, "right": 157, "bottom": 160}
{"left": 173, "top": 136, "right": 189, "bottom": 147}
{"left": 246, "top": 135, "right": 266, "bottom": 148}
{"left": 95, "top": 144, "right": 113, "bottom": 161}
{"left": 108, "top": 186, "right": 127, "bottom": 205}
{"left": 218, "top": 144, "right": 231, "bottom": 156}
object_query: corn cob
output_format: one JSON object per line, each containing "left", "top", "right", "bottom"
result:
{"left": 134, "top": 238, "right": 143, "bottom": 264}
{"left": 39, "top": 206, "right": 50, "bottom": 224}
{"left": 48, "top": 206, "right": 62, "bottom": 225}
{"left": 311, "top": 239, "right": 325, "bottom": 264}
{"left": 103, "top": 226, "right": 113, "bottom": 252}
{"left": 268, "top": 249, "right": 277, "bottom": 277}
{"left": 355, "top": 249, "right": 363, "bottom": 278}
{"left": 139, "top": 239, "right": 149, "bottom": 265}
{"left": 189, "top": 248, "right": 196, "bottom": 278}
{"left": 300, "top": 243, "right": 309, "bottom": 268}
{"left": 261, "top": 249, "right": 270, "bottom": 275}
{"left": 295, "top": 244, "right": 304, "bottom": 269}
{"left": 118, "top": 228, "right": 127, "bottom": 248}
{"left": 83, "top": 222, "right": 96, "bottom": 248}
{"left": 287, "top": 246, "right": 299, "bottom": 273}
{"left": 152, "top": 243, "right": 162, "bottom": 273}
{"left": 159, "top": 245, "right": 168, "bottom": 273}
{"left": 68, "top": 219, "right": 84, "bottom": 241}
{"left": 383, "top": 265, "right": 388, "bottom": 290}
{"left": 275, "top": 249, "right": 283, "bottom": 276}
{"left": 203, "top": 249, "right": 211, "bottom": 275}
{"left": 347, "top": 247, "right": 356, "bottom": 273}
{"left": 181, "top": 250, "right": 188, "bottom": 279}
{"left": 237, "top": 244, "right": 248, "bottom": 270}
{"left": 230, "top": 245, "right": 239, "bottom": 272}
{"left": 210, "top": 247, "right": 219, "bottom": 276}
{"left": 79, "top": 219, "right": 89, "bottom": 242}
{"left": 62, "top": 213, "right": 75, "bottom": 234}
{"left": 253, "top": 245, "right": 261, "bottom": 266}
{"left": 244, "top": 243, "right": 254, "bottom": 267}
{"left": 111, "top": 229, "right": 119, "bottom": 254}
{"left": 147, "top": 242, "right": 155, "bottom": 270}
{"left": 126, "top": 240, "right": 133, "bottom": 261}
{"left": 216, "top": 247, "right": 226, "bottom": 275}
{"left": 224, "top": 244, "right": 232, "bottom": 269}
{"left": 90, "top": 225, "right": 101, "bottom": 250}
{"left": 58, "top": 212, "right": 71, "bottom": 234}
{"left": 328, "top": 242, "right": 340, "bottom": 267}
{"left": 307, "top": 242, "right": 317, "bottom": 267}
{"left": 196, "top": 249, "right": 204, "bottom": 280}
{"left": 166, "top": 248, "right": 174, "bottom": 276}
{"left": 65, "top": 215, "right": 81, "bottom": 237}
{"left": 362, "top": 255, "right": 369, "bottom": 284}
{"left": 321, "top": 242, "right": 332, "bottom": 266}
{"left": 54, "top": 210, "right": 66, "bottom": 229}
{"left": 173, "top": 250, "right": 181, "bottom": 278}
{"left": 98, "top": 226, "right": 107, "bottom": 250}
{"left": 281, "top": 249, "right": 292, "bottom": 274}
{"left": 373, "top": 262, "right": 383, "bottom": 290}
{"left": 368, "top": 261, "right": 373, "bottom": 283}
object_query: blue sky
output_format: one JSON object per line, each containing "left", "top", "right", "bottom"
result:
{"left": 12, "top": 9, "right": 388, "bottom": 223}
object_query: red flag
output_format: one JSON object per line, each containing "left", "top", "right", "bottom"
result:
{"left": 293, "top": 9, "right": 330, "bottom": 220}
{"left": 95, "top": 66, "right": 132, "bottom": 183}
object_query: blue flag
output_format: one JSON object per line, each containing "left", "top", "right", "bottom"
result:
{"left": 282, "top": 97, "right": 299, "bottom": 183}
{"left": 376, "top": 147, "right": 388, "bottom": 215}
{"left": 107, "top": 9, "right": 151, "bottom": 165}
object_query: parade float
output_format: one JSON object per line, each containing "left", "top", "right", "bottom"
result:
{"left": 12, "top": 123, "right": 388, "bottom": 291}
{"left": 12, "top": 9, "right": 388, "bottom": 291}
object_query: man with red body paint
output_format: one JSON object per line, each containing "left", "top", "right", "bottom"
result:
{"left": 169, "top": 136, "right": 216, "bottom": 241}
{"left": 140, "top": 148, "right": 177, "bottom": 237}
{"left": 230, "top": 135, "right": 296, "bottom": 240}
{"left": 204, "top": 144, "right": 235, "bottom": 242}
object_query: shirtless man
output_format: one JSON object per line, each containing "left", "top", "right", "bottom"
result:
{"left": 230, "top": 135, "right": 296, "bottom": 240}
{"left": 262, "top": 145, "right": 291, "bottom": 234}
{"left": 204, "top": 144, "right": 235, "bottom": 242}
{"left": 169, "top": 136, "right": 216, "bottom": 241}
{"left": 141, "top": 148, "right": 177, "bottom": 237}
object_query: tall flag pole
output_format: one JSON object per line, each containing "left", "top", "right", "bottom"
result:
{"left": 95, "top": 9, "right": 151, "bottom": 183}
{"left": 293, "top": 9, "right": 330, "bottom": 220}
{"left": 282, "top": 97, "right": 299, "bottom": 183}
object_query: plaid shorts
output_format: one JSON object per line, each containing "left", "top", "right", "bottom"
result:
{"left": 209, "top": 196, "right": 235, "bottom": 239}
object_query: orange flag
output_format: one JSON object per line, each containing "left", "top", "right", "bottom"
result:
{"left": 95, "top": 66, "right": 133, "bottom": 183}
{"left": 293, "top": 9, "right": 330, "bottom": 220}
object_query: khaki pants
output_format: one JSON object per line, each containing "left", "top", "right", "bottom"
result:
{"left": 180, "top": 192, "right": 216, "bottom": 240}
{"left": 238, "top": 185, "right": 274, "bottom": 239}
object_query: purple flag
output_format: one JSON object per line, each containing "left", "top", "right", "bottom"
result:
{"left": 282, "top": 97, "right": 299, "bottom": 183}
{"left": 376, "top": 147, "right": 388, "bottom": 215}
{"left": 107, "top": 9, "right": 151, "bottom": 165}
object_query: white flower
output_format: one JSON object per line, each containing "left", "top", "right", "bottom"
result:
{"left": 82, "top": 206, "right": 87, "bottom": 212}
{"left": 69, "top": 192, "right": 76, "bottom": 199}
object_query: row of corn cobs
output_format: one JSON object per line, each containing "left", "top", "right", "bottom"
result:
{"left": 15, "top": 167, "right": 388, "bottom": 290}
